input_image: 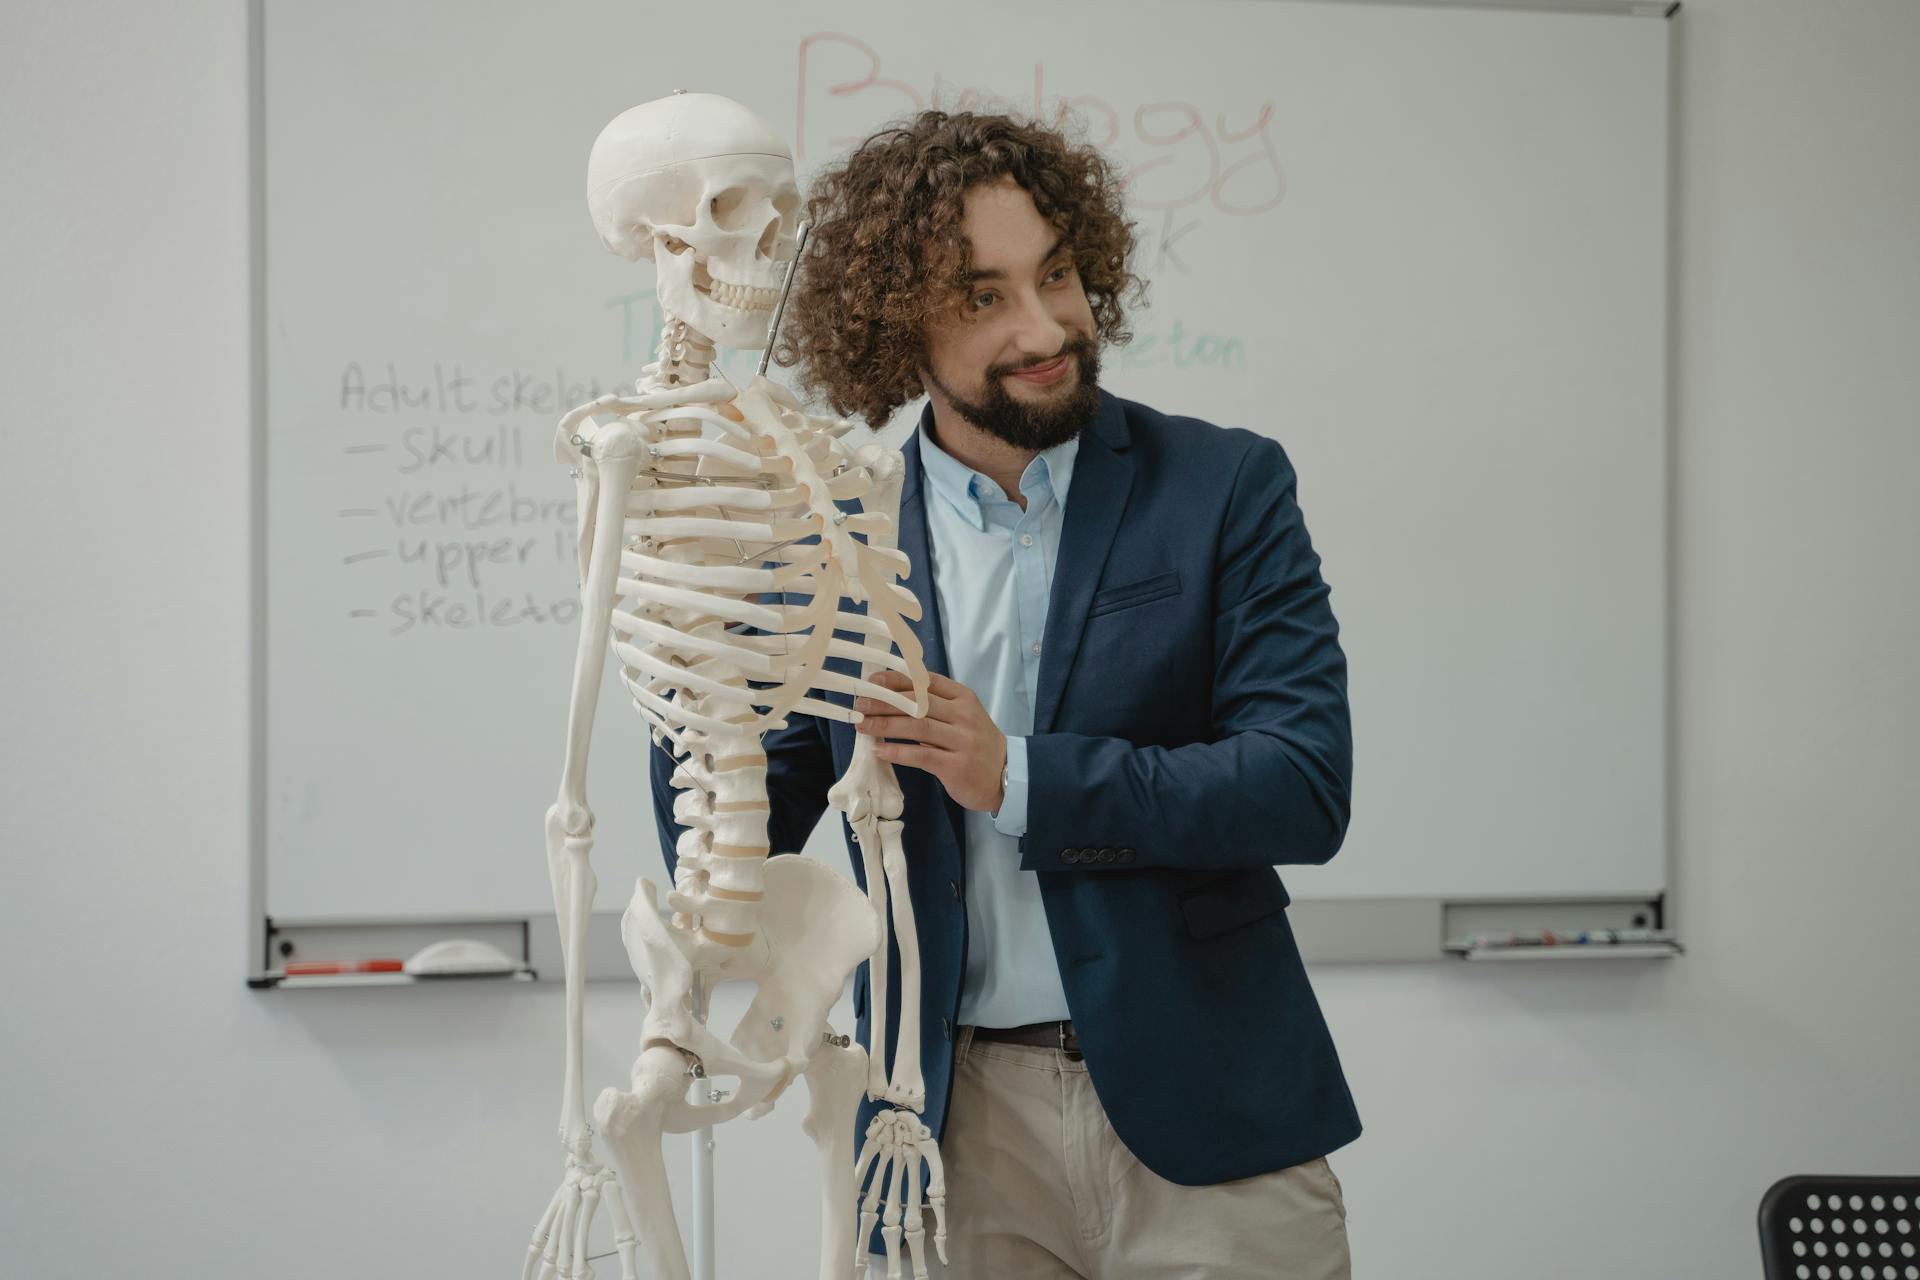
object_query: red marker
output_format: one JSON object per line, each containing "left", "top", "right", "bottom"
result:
{"left": 284, "top": 959, "right": 405, "bottom": 975}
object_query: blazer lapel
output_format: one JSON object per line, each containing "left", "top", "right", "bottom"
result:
{"left": 1034, "top": 391, "right": 1134, "bottom": 735}
{"left": 894, "top": 428, "right": 966, "bottom": 854}
{"left": 895, "top": 429, "right": 952, "bottom": 682}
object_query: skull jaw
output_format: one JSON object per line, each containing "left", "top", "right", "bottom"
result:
{"left": 654, "top": 233, "right": 787, "bottom": 351}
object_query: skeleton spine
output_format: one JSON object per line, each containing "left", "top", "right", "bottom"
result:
{"left": 641, "top": 314, "right": 772, "bottom": 952}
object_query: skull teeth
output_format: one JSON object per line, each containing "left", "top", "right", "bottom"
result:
{"left": 707, "top": 278, "right": 777, "bottom": 311}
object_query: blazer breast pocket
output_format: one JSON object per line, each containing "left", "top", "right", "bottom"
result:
{"left": 1086, "top": 569, "right": 1182, "bottom": 619}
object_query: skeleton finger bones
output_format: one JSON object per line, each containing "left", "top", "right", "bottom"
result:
{"left": 854, "top": 1108, "right": 948, "bottom": 1280}
{"left": 523, "top": 1147, "right": 638, "bottom": 1280}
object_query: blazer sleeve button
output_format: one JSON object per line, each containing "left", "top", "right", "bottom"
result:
{"left": 1062, "top": 847, "right": 1080, "bottom": 863}
{"left": 1098, "top": 846, "right": 1116, "bottom": 862}
{"left": 1119, "top": 847, "right": 1136, "bottom": 863}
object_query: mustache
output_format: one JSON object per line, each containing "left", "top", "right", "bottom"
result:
{"left": 994, "top": 335, "right": 1095, "bottom": 377}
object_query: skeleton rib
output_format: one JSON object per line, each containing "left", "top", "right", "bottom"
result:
{"left": 628, "top": 484, "right": 800, "bottom": 513}
{"left": 623, "top": 515, "right": 815, "bottom": 543}
{"left": 627, "top": 681, "right": 755, "bottom": 738}
{"left": 618, "top": 548, "right": 791, "bottom": 592}
{"left": 635, "top": 403, "right": 761, "bottom": 443}
{"left": 788, "top": 694, "right": 860, "bottom": 723}
{"left": 616, "top": 642, "right": 792, "bottom": 707}
{"left": 609, "top": 613, "right": 779, "bottom": 676}
{"left": 645, "top": 436, "right": 767, "bottom": 470}
{"left": 617, "top": 578, "right": 785, "bottom": 630}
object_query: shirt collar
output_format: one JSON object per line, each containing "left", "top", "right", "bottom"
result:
{"left": 917, "top": 415, "right": 1081, "bottom": 532}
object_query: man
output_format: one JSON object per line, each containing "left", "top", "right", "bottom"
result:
{"left": 649, "top": 110, "right": 1358, "bottom": 1278}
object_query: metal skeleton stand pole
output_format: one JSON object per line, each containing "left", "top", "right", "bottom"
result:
{"left": 691, "top": 971, "right": 715, "bottom": 1280}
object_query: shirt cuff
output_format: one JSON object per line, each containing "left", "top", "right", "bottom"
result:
{"left": 990, "top": 735, "right": 1030, "bottom": 837}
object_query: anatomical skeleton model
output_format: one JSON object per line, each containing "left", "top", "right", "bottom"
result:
{"left": 528, "top": 92, "right": 948, "bottom": 1280}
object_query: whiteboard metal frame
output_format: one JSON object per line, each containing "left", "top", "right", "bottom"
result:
{"left": 242, "top": 0, "right": 1687, "bottom": 985}
{"left": 1314, "top": 0, "right": 1678, "bottom": 16}
{"left": 246, "top": 0, "right": 270, "bottom": 983}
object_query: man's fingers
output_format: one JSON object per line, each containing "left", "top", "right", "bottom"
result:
{"left": 871, "top": 668, "right": 952, "bottom": 697}
{"left": 859, "top": 676, "right": 925, "bottom": 706}
{"left": 856, "top": 689, "right": 955, "bottom": 718}
{"left": 872, "top": 742, "right": 948, "bottom": 773}
{"left": 857, "top": 713, "right": 958, "bottom": 748}
{"left": 925, "top": 672, "right": 974, "bottom": 703}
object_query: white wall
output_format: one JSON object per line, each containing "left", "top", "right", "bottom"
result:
{"left": 3, "top": 2, "right": 1915, "bottom": 1276}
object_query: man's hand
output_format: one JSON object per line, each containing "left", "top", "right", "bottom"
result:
{"left": 855, "top": 671, "right": 1008, "bottom": 814}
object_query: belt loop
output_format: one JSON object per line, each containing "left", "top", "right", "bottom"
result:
{"left": 955, "top": 1022, "right": 975, "bottom": 1067}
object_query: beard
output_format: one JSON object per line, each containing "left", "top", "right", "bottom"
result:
{"left": 923, "top": 333, "right": 1102, "bottom": 451}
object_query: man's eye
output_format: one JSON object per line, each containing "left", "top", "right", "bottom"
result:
{"left": 1046, "top": 266, "right": 1070, "bottom": 283}
{"left": 972, "top": 291, "right": 998, "bottom": 310}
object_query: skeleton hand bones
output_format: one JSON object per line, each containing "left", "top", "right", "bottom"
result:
{"left": 854, "top": 1109, "right": 949, "bottom": 1280}
{"left": 523, "top": 1139, "right": 637, "bottom": 1280}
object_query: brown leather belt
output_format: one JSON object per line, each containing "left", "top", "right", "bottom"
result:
{"left": 968, "top": 1019, "right": 1081, "bottom": 1058}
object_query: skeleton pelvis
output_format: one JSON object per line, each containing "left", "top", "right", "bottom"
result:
{"left": 620, "top": 857, "right": 880, "bottom": 1103}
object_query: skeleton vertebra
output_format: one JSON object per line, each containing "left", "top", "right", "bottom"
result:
{"left": 528, "top": 93, "right": 948, "bottom": 1280}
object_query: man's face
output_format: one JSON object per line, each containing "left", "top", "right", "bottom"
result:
{"left": 919, "top": 176, "right": 1101, "bottom": 451}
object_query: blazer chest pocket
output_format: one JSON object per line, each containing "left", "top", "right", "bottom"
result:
{"left": 1086, "top": 569, "right": 1182, "bottom": 619}
{"left": 1178, "top": 868, "right": 1291, "bottom": 940}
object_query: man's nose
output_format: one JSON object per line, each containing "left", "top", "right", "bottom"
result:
{"left": 1008, "top": 293, "right": 1068, "bottom": 362}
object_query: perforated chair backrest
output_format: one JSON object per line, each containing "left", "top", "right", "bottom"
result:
{"left": 1759, "top": 1175, "right": 1920, "bottom": 1280}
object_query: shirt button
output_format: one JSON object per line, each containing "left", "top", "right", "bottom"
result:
{"left": 1019, "top": 533, "right": 1034, "bottom": 547}
{"left": 1030, "top": 641, "right": 1043, "bottom": 656}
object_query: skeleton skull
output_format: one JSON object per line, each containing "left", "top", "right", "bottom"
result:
{"left": 587, "top": 93, "right": 801, "bottom": 350}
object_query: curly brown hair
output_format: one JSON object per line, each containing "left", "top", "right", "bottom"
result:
{"left": 773, "top": 110, "right": 1144, "bottom": 427}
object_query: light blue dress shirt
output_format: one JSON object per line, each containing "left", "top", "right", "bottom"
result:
{"left": 916, "top": 422, "right": 1078, "bottom": 1028}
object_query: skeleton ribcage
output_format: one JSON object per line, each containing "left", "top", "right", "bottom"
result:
{"left": 608, "top": 391, "right": 925, "bottom": 761}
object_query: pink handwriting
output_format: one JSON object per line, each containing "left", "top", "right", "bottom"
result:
{"left": 797, "top": 33, "right": 1285, "bottom": 217}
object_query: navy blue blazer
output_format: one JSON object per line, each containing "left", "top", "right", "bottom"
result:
{"left": 649, "top": 388, "right": 1362, "bottom": 1188}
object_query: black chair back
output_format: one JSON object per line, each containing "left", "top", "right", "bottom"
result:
{"left": 1759, "top": 1175, "right": 1920, "bottom": 1279}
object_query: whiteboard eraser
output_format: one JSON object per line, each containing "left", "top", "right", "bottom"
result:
{"left": 403, "top": 938, "right": 519, "bottom": 976}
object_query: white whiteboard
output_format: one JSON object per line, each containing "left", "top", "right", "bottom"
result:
{"left": 261, "top": 0, "right": 1671, "bottom": 922}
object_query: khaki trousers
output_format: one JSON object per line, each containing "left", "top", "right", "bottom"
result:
{"left": 870, "top": 1025, "right": 1351, "bottom": 1279}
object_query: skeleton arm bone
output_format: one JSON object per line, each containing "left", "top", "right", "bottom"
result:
{"left": 525, "top": 427, "right": 645, "bottom": 1280}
